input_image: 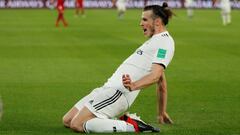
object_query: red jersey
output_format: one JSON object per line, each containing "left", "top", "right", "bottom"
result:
{"left": 76, "top": 0, "right": 83, "bottom": 8}
{"left": 57, "top": 0, "right": 65, "bottom": 7}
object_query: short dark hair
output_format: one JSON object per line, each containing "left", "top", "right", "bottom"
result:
{"left": 144, "top": 2, "right": 173, "bottom": 25}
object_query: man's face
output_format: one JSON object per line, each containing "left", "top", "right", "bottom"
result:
{"left": 140, "top": 10, "right": 155, "bottom": 38}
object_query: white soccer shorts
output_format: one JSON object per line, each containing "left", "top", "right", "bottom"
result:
{"left": 117, "top": 3, "right": 126, "bottom": 12}
{"left": 75, "top": 87, "right": 129, "bottom": 119}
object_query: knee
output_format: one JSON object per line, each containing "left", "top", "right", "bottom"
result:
{"left": 62, "top": 115, "right": 71, "bottom": 128}
{"left": 70, "top": 121, "right": 84, "bottom": 132}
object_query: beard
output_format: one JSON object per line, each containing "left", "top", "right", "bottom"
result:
{"left": 148, "top": 27, "right": 155, "bottom": 37}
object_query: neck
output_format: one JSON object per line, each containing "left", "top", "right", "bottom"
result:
{"left": 154, "top": 26, "right": 166, "bottom": 35}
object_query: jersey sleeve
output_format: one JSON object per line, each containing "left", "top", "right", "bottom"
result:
{"left": 152, "top": 38, "right": 174, "bottom": 69}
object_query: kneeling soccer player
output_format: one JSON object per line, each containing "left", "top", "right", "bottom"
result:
{"left": 63, "top": 2, "right": 174, "bottom": 133}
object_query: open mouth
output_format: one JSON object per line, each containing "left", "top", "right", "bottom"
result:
{"left": 143, "top": 29, "right": 147, "bottom": 33}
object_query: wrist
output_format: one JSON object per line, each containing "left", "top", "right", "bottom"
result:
{"left": 159, "top": 111, "right": 166, "bottom": 116}
{"left": 130, "top": 82, "right": 137, "bottom": 91}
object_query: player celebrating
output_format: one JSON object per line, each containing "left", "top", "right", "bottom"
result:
{"left": 51, "top": 0, "right": 68, "bottom": 27}
{"left": 63, "top": 2, "right": 174, "bottom": 133}
{"left": 75, "top": 0, "right": 85, "bottom": 17}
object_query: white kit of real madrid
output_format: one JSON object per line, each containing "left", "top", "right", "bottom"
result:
{"left": 75, "top": 31, "right": 175, "bottom": 119}
{"left": 221, "top": 0, "right": 231, "bottom": 13}
{"left": 185, "top": 0, "right": 194, "bottom": 8}
{"left": 116, "top": 0, "right": 128, "bottom": 11}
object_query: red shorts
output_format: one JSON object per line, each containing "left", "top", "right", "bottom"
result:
{"left": 76, "top": 0, "right": 83, "bottom": 8}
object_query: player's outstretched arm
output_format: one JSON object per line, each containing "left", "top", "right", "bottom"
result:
{"left": 156, "top": 73, "right": 173, "bottom": 124}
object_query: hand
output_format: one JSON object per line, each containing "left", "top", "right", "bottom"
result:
{"left": 122, "top": 74, "right": 134, "bottom": 91}
{"left": 158, "top": 112, "right": 173, "bottom": 124}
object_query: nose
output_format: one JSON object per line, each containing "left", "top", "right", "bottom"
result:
{"left": 140, "top": 20, "right": 143, "bottom": 26}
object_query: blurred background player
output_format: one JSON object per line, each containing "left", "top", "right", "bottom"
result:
{"left": 212, "top": 0, "right": 217, "bottom": 8}
{"left": 220, "top": 0, "right": 231, "bottom": 25}
{"left": 185, "top": 0, "right": 194, "bottom": 18}
{"left": 180, "top": 0, "right": 185, "bottom": 8}
{"left": 75, "top": 0, "right": 85, "bottom": 17}
{"left": 116, "top": 0, "right": 128, "bottom": 19}
{"left": 42, "top": 0, "right": 47, "bottom": 8}
{"left": 112, "top": 0, "right": 116, "bottom": 8}
{"left": 51, "top": 0, "right": 68, "bottom": 27}
{"left": 144, "top": 0, "right": 148, "bottom": 6}
{"left": 5, "top": 0, "right": 9, "bottom": 8}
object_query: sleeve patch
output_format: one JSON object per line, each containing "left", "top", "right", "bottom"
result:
{"left": 157, "top": 49, "right": 167, "bottom": 59}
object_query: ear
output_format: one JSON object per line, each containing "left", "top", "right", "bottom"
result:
{"left": 154, "top": 18, "right": 163, "bottom": 26}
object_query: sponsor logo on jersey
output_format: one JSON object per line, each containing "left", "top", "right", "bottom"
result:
{"left": 136, "top": 49, "right": 143, "bottom": 55}
{"left": 89, "top": 100, "right": 94, "bottom": 105}
{"left": 157, "top": 49, "right": 167, "bottom": 58}
{"left": 162, "top": 33, "right": 169, "bottom": 37}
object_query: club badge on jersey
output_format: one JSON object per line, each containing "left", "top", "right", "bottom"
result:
{"left": 157, "top": 49, "right": 167, "bottom": 59}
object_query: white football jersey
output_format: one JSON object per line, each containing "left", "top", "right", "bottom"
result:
{"left": 117, "top": 0, "right": 127, "bottom": 3}
{"left": 104, "top": 31, "right": 175, "bottom": 93}
{"left": 185, "top": 0, "right": 194, "bottom": 8}
{"left": 221, "top": 0, "right": 231, "bottom": 13}
{"left": 221, "top": 0, "right": 230, "bottom": 6}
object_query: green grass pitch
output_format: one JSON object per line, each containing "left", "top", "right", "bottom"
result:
{"left": 0, "top": 8, "right": 239, "bottom": 135}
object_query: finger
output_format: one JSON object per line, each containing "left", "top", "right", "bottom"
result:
{"left": 123, "top": 75, "right": 130, "bottom": 80}
{"left": 122, "top": 77, "right": 131, "bottom": 82}
{"left": 124, "top": 83, "right": 131, "bottom": 87}
{"left": 160, "top": 120, "right": 165, "bottom": 124}
{"left": 164, "top": 117, "right": 173, "bottom": 124}
{"left": 123, "top": 84, "right": 131, "bottom": 91}
{"left": 123, "top": 80, "right": 131, "bottom": 84}
{"left": 122, "top": 75, "right": 128, "bottom": 80}
{"left": 126, "top": 86, "right": 131, "bottom": 91}
{"left": 122, "top": 77, "right": 128, "bottom": 81}
{"left": 158, "top": 116, "right": 164, "bottom": 124}
{"left": 122, "top": 76, "right": 128, "bottom": 81}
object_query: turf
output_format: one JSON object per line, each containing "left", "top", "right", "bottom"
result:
{"left": 0, "top": 8, "right": 239, "bottom": 135}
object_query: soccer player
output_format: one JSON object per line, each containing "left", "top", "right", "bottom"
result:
{"left": 185, "top": 0, "right": 194, "bottom": 18}
{"left": 212, "top": 0, "right": 217, "bottom": 8}
{"left": 144, "top": 0, "right": 148, "bottom": 6}
{"left": 51, "top": 0, "right": 68, "bottom": 27}
{"left": 4, "top": 0, "right": 8, "bottom": 7}
{"left": 116, "top": 0, "right": 128, "bottom": 19}
{"left": 112, "top": 0, "right": 117, "bottom": 8}
{"left": 220, "top": 0, "right": 231, "bottom": 25}
{"left": 42, "top": 0, "right": 47, "bottom": 8}
{"left": 75, "top": 0, "right": 85, "bottom": 17}
{"left": 63, "top": 2, "right": 174, "bottom": 133}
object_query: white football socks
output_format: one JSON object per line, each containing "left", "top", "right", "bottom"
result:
{"left": 227, "top": 14, "right": 231, "bottom": 24}
{"left": 222, "top": 14, "right": 227, "bottom": 25}
{"left": 187, "top": 8, "right": 193, "bottom": 18}
{"left": 222, "top": 13, "right": 231, "bottom": 25}
{"left": 84, "top": 118, "right": 135, "bottom": 133}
